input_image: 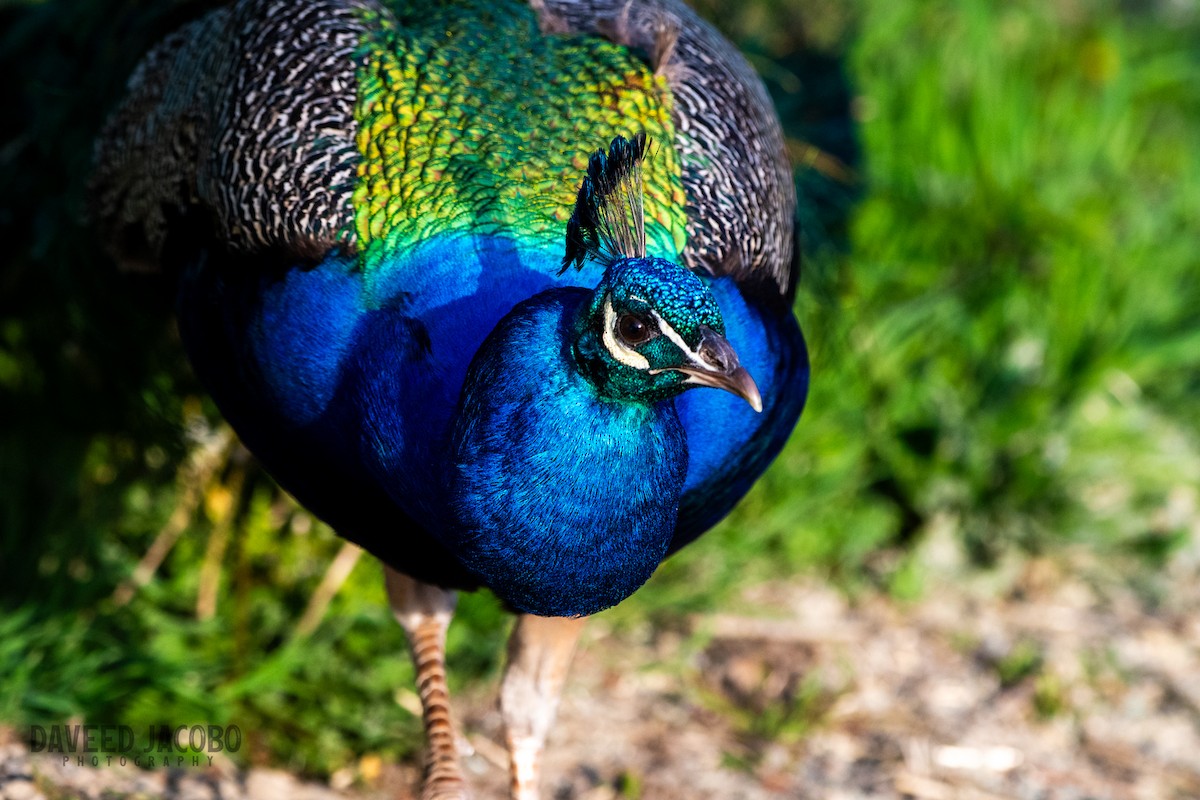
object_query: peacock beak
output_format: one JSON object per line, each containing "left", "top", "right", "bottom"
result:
{"left": 674, "top": 328, "right": 764, "bottom": 413}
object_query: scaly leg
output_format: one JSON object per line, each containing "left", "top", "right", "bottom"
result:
{"left": 500, "top": 614, "right": 587, "bottom": 800}
{"left": 385, "top": 566, "right": 470, "bottom": 800}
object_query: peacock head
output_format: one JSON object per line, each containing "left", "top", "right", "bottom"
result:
{"left": 573, "top": 255, "right": 761, "bottom": 409}
{"left": 562, "top": 134, "right": 761, "bottom": 410}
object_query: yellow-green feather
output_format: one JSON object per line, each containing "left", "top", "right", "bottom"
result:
{"left": 352, "top": 0, "right": 688, "bottom": 277}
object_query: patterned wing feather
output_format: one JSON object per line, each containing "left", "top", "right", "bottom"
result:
{"left": 91, "top": 0, "right": 370, "bottom": 269}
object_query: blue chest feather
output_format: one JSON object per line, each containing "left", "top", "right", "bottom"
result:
{"left": 447, "top": 292, "right": 687, "bottom": 616}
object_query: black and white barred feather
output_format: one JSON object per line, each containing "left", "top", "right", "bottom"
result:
{"left": 91, "top": 0, "right": 372, "bottom": 269}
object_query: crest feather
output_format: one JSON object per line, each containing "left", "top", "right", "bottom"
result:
{"left": 561, "top": 133, "right": 648, "bottom": 272}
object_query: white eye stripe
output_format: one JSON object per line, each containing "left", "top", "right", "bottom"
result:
{"left": 602, "top": 297, "right": 650, "bottom": 370}
{"left": 647, "top": 309, "right": 708, "bottom": 368}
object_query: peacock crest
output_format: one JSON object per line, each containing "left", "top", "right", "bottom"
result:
{"left": 561, "top": 133, "right": 649, "bottom": 272}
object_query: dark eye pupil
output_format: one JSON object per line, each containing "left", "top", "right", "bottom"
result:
{"left": 618, "top": 314, "right": 650, "bottom": 344}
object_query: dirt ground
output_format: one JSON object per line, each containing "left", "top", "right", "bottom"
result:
{"left": 5, "top": 542, "right": 1200, "bottom": 800}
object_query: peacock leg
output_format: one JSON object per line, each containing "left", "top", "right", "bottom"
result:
{"left": 384, "top": 566, "right": 470, "bottom": 800}
{"left": 500, "top": 614, "right": 587, "bottom": 800}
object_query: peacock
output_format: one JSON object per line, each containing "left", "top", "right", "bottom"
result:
{"left": 91, "top": 0, "right": 809, "bottom": 797}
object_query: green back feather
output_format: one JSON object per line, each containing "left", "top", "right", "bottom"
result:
{"left": 352, "top": 0, "right": 688, "bottom": 276}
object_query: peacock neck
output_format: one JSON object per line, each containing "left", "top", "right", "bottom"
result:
{"left": 445, "top": 288, "right": 688, "bottom": 617}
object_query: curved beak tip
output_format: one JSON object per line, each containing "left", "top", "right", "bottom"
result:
{"left": 682, "top": 363, "right": 762, "bottom": 412}
{"left": 733, "top": 367, "right": 764, "bottom": 414}
{"left": 747, "top": 387, "right": 764, "bottom": 414}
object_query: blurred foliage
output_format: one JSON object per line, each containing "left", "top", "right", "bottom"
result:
{"left": 646, "top": 0, "right": 1200, "bottom": 612}
{"left": 2, "top": 0, "right": 1199, "bottom": 779}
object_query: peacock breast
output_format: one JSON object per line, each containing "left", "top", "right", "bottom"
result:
{"left": 444, "top": 289, "right": 689, "bottom": 616}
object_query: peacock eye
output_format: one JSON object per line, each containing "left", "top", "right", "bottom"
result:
{"left": 617, "top": 313, "right": 655, "bottom": 345}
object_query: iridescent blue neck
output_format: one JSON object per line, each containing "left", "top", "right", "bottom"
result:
{"left": 445, "top": 290, "right": 688, "bottom": 616}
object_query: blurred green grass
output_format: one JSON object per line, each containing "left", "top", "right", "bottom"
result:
{"left": 2, "top": 0, "right": 1198, "bottom": 778}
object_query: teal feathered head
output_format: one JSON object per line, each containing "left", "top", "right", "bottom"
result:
{"left": 566, "top": 135, "right": 761, "bottom": 411}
